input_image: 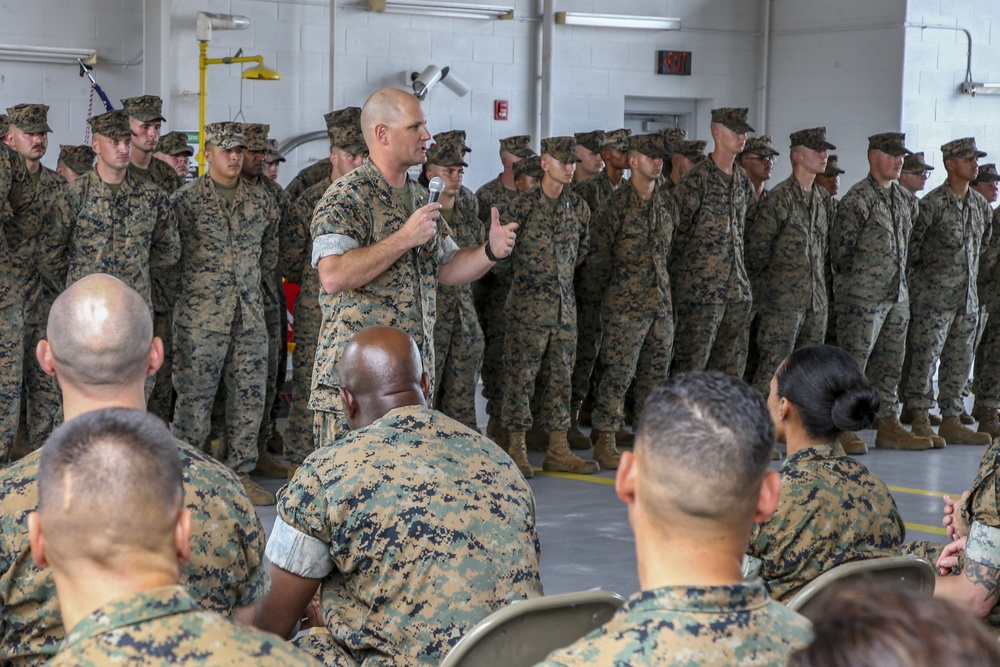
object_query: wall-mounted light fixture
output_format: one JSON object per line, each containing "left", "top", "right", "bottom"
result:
{"left": 554, "top": 12, "right": 681, "bottom": 30}
{"left": 410, "top": 65, "right": 470, "bottom": 99}
{"left": 368, "top": 0, "right": 513, "bottom": 20}
{"left": 962, "top": 82, "right": 1000, "bottom": 97}
{"left": 0, "top": 44, "right": 96, "bottom": 65}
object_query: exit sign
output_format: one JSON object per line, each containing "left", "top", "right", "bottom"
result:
{"left": 657, "top": 50, "right": 692, "bottom": 76}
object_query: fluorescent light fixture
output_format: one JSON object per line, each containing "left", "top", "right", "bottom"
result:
{"left": 367, "top": 0, "right": 513, "bottom": 20}
{"left": 962, "top": 82, "right": 1000, "bottom": 97}
{"left": 554, "top": 12, "right": 681, "bottom": 30}
{"left": 0, "top": 44, "right": 97, "bottom": 65}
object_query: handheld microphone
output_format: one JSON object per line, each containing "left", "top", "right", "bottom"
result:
{"left": 419, "top": 177, "right": 446, "bottom": 254}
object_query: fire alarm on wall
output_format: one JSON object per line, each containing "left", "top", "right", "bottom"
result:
{"left": 494, "top": 100, "right": 509, "bottom": 121}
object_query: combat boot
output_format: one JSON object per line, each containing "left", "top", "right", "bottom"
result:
{"left": 287, "top": 462, "right": 300, "bottom": 482}
{"left": 593, "top": 432, "right": 621, "bottom": 469}
{"left": 266, "top": 426, "right": 285, "bottom": 455}
{"left": 252, "top": 451, "right": 290, "bottom": 478}
{"left": 978, "top": 410, "right": 1000, "bottom": 440}
{"left": 590, "top": 429, "right": 634, "bottom": 447}
{"left": 838, "top": 431, "right": 868, "bottom": 455}
{"left": 938, "top": 416, "right": 992, "bottom": 445}
{"left": 972, "top": 404, "right": 985, "bottom": 421}
{"left": 960, "top": 411, "right": 976, "bottom": 425}
{"left": 898, "top": 405, "right": 913, "bottom": 424}
{"left": 567, "top": 414, "right": 592, "bottom": 450}
{"left": 240, "top": 476, "right": 276, "bottom": 506}
{"left": 543, "top": 431, "right": 600, "bottom": 474}
{"left": 910, "top": 409, "right": 947, "bottom": 449}
{"left": 486, "top": 415, "right": 502, "bottom": 441}
{"left": 874, "top": 416, "right": 933, "bottom": 451}
{"left": 507, "top": 431, "right": 534, "bottom": 478}
{"left": 526, "top": 423, "right": 549, "bottom": 451}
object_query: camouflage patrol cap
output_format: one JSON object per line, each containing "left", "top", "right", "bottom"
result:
{"left": 822, "top": 154, "right": 845, "bottom": 176}
{"left": 541, "top": 136, "right": 581, "bottom": 163}
{"left": 901, "top": 151, "right": 933, "bottom": 174}
{"left": 973, "top": 163, "right": 1000, "bottom": 184}
{"left": 711, "top": 107, "right": 755, "bottom": 134}
{"left": 629, "top": 133, "right": 671, "bottom": 159}
{"left": 602, "top": 128, "right": 633, "bottom": 152}
{"left": 574, "top": 130, "right": 605, "bottom": 152}
{"left": 658, "top": 127, "right": 688, "bottom": 146}
{"left": 324, "top": 106, "right": 361, "bottom": 131}
{"left": 434, "top": 130, "right": 471, "bottom": 153}
{"left": 941, "top": 137, "right": 987, "bottom": 160}
{"left": 675, "top": 139, "right": 707, "bottom": 161}
{"left": 0, "top": 114, "right": 7, "bottom": 130}
{"left": 742, "top": 135, "right": 779, "bottom": 157}
{"left": 158, "top": 131, "right": 194, "bottom": 157}
{"left": 87, "top": 109, "right": 132, "bottom": 138}
{"left": 789, "top": 127, "right": 836, "bottom": 151}
{"left": 57, "top": 144, "right": 95, "bottom": 174}
{"left": 325, "top": 107, "right": 365, "bottom": 153}
{"left": 868, "top": 132, "right": 911, "bottom": 157}
{"left": 500, "top": 135, "right": 535, "bottom": 158}
{"left": 513, "top": 155, "right": 543, "bottom": 179}
{"left": 120, "top": 95, "right": 166, "bottom": 122}
{"left": 265, "top": 138, "right": 286, "bottom": 163}
{"left": 204, "top": 121, "right": 247, "bottom": 150}
{"left": 241, "top": 123, "right": 271, "bottom": 152}
{"left": 6, "top": 103, "right": 52, "bottom": 133}
{"left": 425, "top": 140, "right": 468, "bottom": 167}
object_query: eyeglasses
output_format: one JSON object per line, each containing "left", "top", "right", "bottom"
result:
{"left": 744, "top": 155, "right": 775, "bottom": 164}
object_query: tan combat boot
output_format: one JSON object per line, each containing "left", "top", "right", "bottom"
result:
{"left": 240, "top": 476, "right": 276, "bottom": 506}
{"left": 938, "top": 416, "right": 992, "bottom": 445}
{"left": 543, "top": 431, "right": 600, "bottom": 474}
{"left": 838, "top": 431, "right": 868, "bottom": 455}
{"left": 567, "top": 413, "right": 592, "bottom": 450}
{"left": 590, "top": 429, "right": 634, "bottom": 447}
{"left": 978, "top": 410, "right": 1000, "bottom": 440}
{"left": 487, "top": 415, "right": 502, "bottom": 441}
{"left": 507, "top": 431, "right": 534, "bottom": 478}
{"left": 252, "top": 451, "right": 290, "bottom": 478}
{"left": 910, "top": 409, "right": 947, "bottom": 449}
{"left": 593, "top": 432, "right": 621, "bottom": 469}
{"left": 874, "top": 416, "right": 933, "bottom": 451}
{"left": 972, "top": 404, "right": 985, "bottom": 421}
{"left": 898, "top": 405, "right": 913, "bottom": 424}
{"left": 287, "top": 462, "right": 300, "bottom": 482}
{"left": 526, "top": 423, "right": 549, "bottom": 451}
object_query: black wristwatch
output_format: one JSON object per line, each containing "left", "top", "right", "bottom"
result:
{"left": 484, "top": 240, "right": 509, "bottom": 262}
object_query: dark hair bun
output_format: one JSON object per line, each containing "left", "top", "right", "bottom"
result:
{"left": 830, "top": 384, "right": 880, "bottom": 432}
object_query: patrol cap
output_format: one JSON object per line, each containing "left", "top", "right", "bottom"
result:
{"left": 330, "top": 124, "right": 367, "bottom": 154}
{"left": 658, "top": 127, "right": 688, "bottom": 146}
{"left": 941, "top": 137, "right": 987, "bottom": 160}
{"left": 204, "top": 121, "right": 247, "bottom": 150}
{"left": 541, "top": 136, "right": 581, "bottom": 163}
{"left": 265, "top": 138, "right": 286, "bottom": 163}
{"left": 742, "top": 135, "right": 779, "bottom": 157}
{"left": 324, "top": 106, "right": 361, "bottom": 132}
{"left": 973, "top": 163, "right": 1000, "bottom": 184}
{"left": 868, "top": 132, "right": 911, "bottom": 157}
{"left": 434, "top": 129, "right": 471, "bottom": 153}
{"left": 58, "top": 144, "right": 95, "bottom": 174}
{"left": 87, "top": 110, "right": 132, "bottom": 138}
{"left": 0, "top": 114, "right": 7, "bottom": 130}
{"left": 629, "top": 133, "right": 670, "bottom": 159}
{"left": 675, "top": 139, "right": 707, "bottom": 161}
{"left": 901, "top": 151, "right": 933, "bottom": 174}
{"left": 602, "top": 128, "right": 632, "bottom": 152}
{"left": 241, "top": 123, "right": 271, "bottom": 152}
{"left": 711, "top": 107, "right": 755, "bottom": 134}
{"left": 425, "top": 140, "right": 467, "bottom": 167}
{"left": 789, "top": 127, "right": 836, "bottom": 151}
{"left": 513, "top": 155, "right": 543, "bottom": 179}
{"left": 6, "top": 103, "right": 52, "bottom": 133}
{"left": 120, "top": 95, "right": 166, "bottom": 122}
{"left": 574, "top": 130, "right": 605, "bottom": 153}
{"left": 500, "top": 135, "right": 535, "bottom": 158}
{"left": 158, "top": 131, "right": 194, "bottom": 157}
{"left": 822, "top": 154, "right": 845, "bottom": 176}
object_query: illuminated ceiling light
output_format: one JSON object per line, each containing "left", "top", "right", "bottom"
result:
{"left": 554, "top": 12, "right": 682, "bottom": 30}
{"left": 0, "top": 44, "right": 97, "bottom": 65}
{"left": 367, "top": 0, "right": 514, "bottom": 20}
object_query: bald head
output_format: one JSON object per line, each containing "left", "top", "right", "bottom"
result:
{"left": 46, "top": 274, "right": 153, "bottom": 390}
{"left": 361, "top": 88, "right": 415, "bottom": 147}
{"left": 338, "top": 326, "right": 429, "bottom": 429}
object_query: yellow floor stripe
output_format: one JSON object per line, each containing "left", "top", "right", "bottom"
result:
{"left": 534, "top": 469, "right": 615, "bottom": 484}
{"left": 887, "top": 484, "right": 961, "bottom": 499}
{"left": 906, "top": 522, "right": 947, "bottom": 536}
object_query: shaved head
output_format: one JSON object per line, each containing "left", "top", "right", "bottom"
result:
{"left": 46, "top": 274, "right": 153, "bottom": 390}
{"left": 360, "top": 88, "right": 412, "bottom": 146}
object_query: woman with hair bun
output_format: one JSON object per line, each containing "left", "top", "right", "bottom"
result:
{"left": 744, "top": 344, "right": 906, "bottom": 601}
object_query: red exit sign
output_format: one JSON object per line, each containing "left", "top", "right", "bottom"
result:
{"left": 657, "top": 50, "right": 692, "bottom": 76}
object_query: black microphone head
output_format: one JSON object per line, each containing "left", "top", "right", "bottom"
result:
{"left": 428, "top": 177, "right": 446, "bottom": 203}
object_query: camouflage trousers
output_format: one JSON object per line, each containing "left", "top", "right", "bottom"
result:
{"left": 478, "top": 276, "right": 511, "bottom": 419}
{"left": 671, "top": 301, "right": 752, "bottom": 377}
{"left": 751, "top": 304, "right": 828, "bottom": 396}
{"left": 836, "top": 298, "right": 908, "bottom": 419}
{"left": 0, "top": 300, "right": 23, "bottom": 464}
{"left": 258, "top": 273, "right": 285, "bottom": 444}
{"left": 433, "top": 290, "right": 484, "bottom": 431}
{"left": 501, "top": 320, "right": 575, "bottom": 433}
{"left": 172, "top": 310, "right": 267, "bottom": 476}
{"left": 285, "top": 283, "right": 321, "bottom": 465}
{"left": 904, "top": 304, "right": 977, "bottom": 416}
{"left": 592, "top": 312, "right": 672, "bottom": 433}
{"left": 22, "top": 322, "right": 61, "bottom": 450}
{"left": 312, "top": 385, "right": 350, "bottom": 448}
{"left": 973, "top": 309, "right": 1000, "bottom": 410}
{"left": 570, "top": 293, "right": 603, "bottom": 412}
{"left": 147, "top": 309, "right": 175, "bottom": 421}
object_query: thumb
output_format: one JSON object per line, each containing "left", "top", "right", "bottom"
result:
{"left": 491, "top": 206, "right": 500, "bottom": 229}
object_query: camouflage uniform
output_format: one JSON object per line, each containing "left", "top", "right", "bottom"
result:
{"left": 0, "top": 439, "right": 268, "bottom": 665}
{"left": 267, "top": 405, "right": 543, "bottom": 666}
{"left": 50, "top": 586, "right": 316, "bottom": 666}
{"left": 287, "top": 159, "right": 333, "bottom": 203}
{"left": 905, "top": 180, "right": 990, "bottom": 416}
{"left": 973, "top": 206, "right": 1000, "bottom": 414}
{"left": 536, "top": 581, "right": 811, "bottom": 666}
{"left": 170, "top": 137, "right": 277, "bottom": 475}
{"left": 745, "top": 175, "right": 830, "bottom": 395}
{"left": 669, "top": 157, "right": 754, "bottom": 377}
{"left": 309, "top": 160, "right": 457, "bottom": 442}
{"left": 745, "top": 442, "right": 905, "bottom": 601}
{"left": 501, "top": 179, "right": 589, "bottom": 434}
{"left": 590, "top": 179, "right": 676, "bottom": 434}
{"left": 831, "top": 170, "right": 918, "bottom": 419}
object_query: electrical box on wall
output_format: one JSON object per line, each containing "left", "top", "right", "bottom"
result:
{"left": 494, "top": 100, "right": 509, "bottom": 121}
